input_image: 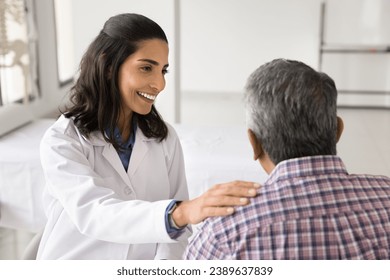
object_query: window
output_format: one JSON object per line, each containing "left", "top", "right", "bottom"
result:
{"left": 0, "top": 0, "right": 39, "bottom": 106}
{"left": 53, "top": 0, "right": 74, "bottom": 86}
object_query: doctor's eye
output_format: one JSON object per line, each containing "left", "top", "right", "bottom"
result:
{"left": 140, "top": 65, "right": 152, "bottom": 72}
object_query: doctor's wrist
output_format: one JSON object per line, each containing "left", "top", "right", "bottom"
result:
{"left": 171, "top": 201, "right": 188, "bottom": 228}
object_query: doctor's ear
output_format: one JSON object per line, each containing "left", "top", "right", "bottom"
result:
{"left": 247, "top": 129, "right": 263, "bottom": 161}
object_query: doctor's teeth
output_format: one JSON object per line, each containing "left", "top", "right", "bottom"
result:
{"left": 138, "top": 92, "right": 156, "bottom": 100}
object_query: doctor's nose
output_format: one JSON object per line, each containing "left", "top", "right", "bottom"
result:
{"left": 149, "top": 74, "right": 166, "bottom": 93}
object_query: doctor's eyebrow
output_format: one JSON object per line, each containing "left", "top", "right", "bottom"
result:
{"left": 138, "top": 59, "right": 169, "bottom": 68}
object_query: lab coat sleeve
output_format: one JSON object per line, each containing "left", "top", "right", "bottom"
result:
{"left": 154, "top": 123, "right": 193, "bottom": 259}
{"left": 40, "top": 120, "right": 176, "bottom": 245}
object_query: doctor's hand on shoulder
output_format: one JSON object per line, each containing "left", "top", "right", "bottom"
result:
{"left": 172, "top": 181, "right": 260, "bottom": 227}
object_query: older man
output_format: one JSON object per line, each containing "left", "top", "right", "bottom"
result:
{"left": 184, "top": 59, "right": 390, "bottom": 260}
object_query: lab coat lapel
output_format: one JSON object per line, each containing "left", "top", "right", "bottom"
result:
{"left": 102, "top": 144, "right": 132, "bottom": 187}
{"left": 89, "top": 126, "right": 151, "bottom": 185}
{"left": 128, "top": 127, "right": 151, "bottom": 177}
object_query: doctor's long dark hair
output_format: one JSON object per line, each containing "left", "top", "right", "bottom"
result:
{"left": 63, "top": 13, "right": 168, "bottom": 147}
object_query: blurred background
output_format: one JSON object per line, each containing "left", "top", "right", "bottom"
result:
{"left": 0, "top": 0, "right": 389, "bottom": 259}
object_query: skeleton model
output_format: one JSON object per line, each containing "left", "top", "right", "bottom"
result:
{"left": 0, "top": 0, "right": 31, "bottom": 104}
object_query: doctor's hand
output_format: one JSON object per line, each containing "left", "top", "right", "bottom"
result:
{"left": 172, "top": 181, "right": 260, "bottom": 227}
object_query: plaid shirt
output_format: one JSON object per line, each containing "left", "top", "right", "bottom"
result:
{"left": 184, "top": 156, "right": 390, "bottom": 259}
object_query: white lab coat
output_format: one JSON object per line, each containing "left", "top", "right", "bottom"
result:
{"left": 37, "top": 115, "right": 191, "bottom": 259}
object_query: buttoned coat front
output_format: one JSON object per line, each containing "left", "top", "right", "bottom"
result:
{"left": 37, "top": 115, "right": 190, "bottom": 259}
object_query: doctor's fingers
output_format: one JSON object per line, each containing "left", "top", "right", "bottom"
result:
{"left": 202, "top": 194, "right": 252, "bottom": 208}
{"left": 200, "top": 206, "right": 236, "bottom": 219}
{"left": 209, "top": 181, "right": 261, "bottom": 197}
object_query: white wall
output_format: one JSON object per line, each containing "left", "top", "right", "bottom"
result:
{"left": 70, "top": 0, "right": 178, "bottom": 123}
{"left": 180, "top": 0, "right": 390, "bottom": 107}
{"left": 180, "top": 0, "right": 322, "bottom": 94}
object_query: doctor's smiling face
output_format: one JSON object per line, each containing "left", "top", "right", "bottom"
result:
{"left": 64, "top": 13, "right": 170, "bottom": 147}
{"left": 118, "top": 39, "right": 169, "bottom": 118}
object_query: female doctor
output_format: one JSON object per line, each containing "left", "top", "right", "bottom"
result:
{"left": 37, "top": 13, "right": 259, "bottom": 259}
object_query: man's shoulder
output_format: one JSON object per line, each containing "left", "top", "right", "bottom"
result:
{"left": 347, "top": 172, "right": 390, "bottom": 184}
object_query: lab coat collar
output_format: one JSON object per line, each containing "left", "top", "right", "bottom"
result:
{"left": 88, "top": 126, "right": 156, "bottom": 187}
{"left": 87, "top": 126, "right": 154, "bottom": 146}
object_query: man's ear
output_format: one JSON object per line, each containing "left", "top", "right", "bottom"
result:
{"left": 336, "top": 116, "right": 344, "bottom": 143}
{"left": 247, "top": 129, "right": 263, "bottom": 161}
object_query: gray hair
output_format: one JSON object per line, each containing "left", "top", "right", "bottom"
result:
{"left": 244, "top": 59, "right": 338, "bottom": 165}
